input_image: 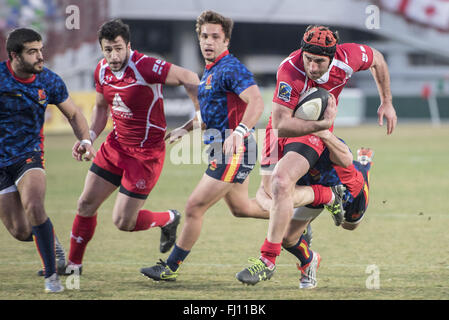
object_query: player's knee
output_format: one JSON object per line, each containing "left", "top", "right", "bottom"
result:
{"left": 77, "top": 197, "right": 97, "bottom": 217}
{"left": 112, "top": 215, "right": 134, "bottom": 231}
{"left": 271, "top": 173, "right": 292, "bottom": 199}
{"left": 11, "top": 227, "right": 32, "bottom": 241}
{"left": 185, "top": 199, "right": 206, "bottom": 220}
{"left": 229, "top": 206, "right": 247, "bottom": 218}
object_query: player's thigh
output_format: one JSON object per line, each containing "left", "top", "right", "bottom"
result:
{"left": 0, "top": 190, "right": 31, "bottom": 239}
{"left": 77, "top": 170, "right": 119, "bottom": 216}
{"left": 271, "top": 152, "right": 310, "bottom": 196}
{"left": 16, "top": 168, "right": 47, "bottom": 225}
{"left": 186, "top": 173, "right": 233, "bottom": 215}
{"left": 223, "top": 177, "right": 250, "bottom": 209}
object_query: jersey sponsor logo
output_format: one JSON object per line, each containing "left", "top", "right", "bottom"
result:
{"left": 277, "top": 81, "right": 292, "bottom": 102}
{"left": 205, "top": 74, "right": 213, "bottom": 90}
{"left": 111, "top": 93, "right": 133, "bottom": 119}
{"left": 38, "top": 89, "right": 47, "bottom": 105}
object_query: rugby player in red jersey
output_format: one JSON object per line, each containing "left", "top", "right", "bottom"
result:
{"left": 237, "top": 25, "right": 397, "bottom": 285}
{"left": 66, "top": 19, "right": 200, "bottom": 274}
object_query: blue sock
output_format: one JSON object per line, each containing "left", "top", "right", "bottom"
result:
{"left": 284, "top": 235, "right": 313, "bottom": 266}
{"left": 166, "top": 244, "right": 190, "bottom": 271}
{"left": 32, "top": 218, "right": 56, "bottom": 278}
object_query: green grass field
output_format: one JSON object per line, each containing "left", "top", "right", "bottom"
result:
{"left": 1, "top": 123, "right": 448, "bottom": 300}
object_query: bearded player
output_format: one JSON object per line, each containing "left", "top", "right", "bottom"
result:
{"left": 66, "top": 19, "right": 200, "bottom": 275}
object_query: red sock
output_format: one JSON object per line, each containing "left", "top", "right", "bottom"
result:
{"left": 132, "top": 210, "right": 171, "bottom": 231}
{"left": 311, "top": 184, "right": 333, "bottom": 206}
{"left": 260, "top": 238, "right": 282, "bottom": 267}
{"left": 68, "top": 214, "right": 97, "bottom": 265}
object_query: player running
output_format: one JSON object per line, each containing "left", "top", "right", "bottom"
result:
{"left": 140, "top": 10, "right": 265, "bottom": 282}
{"left": 238, "top": 129, "right": 374, "bottom": 288}
{"left": 0, "top": 28, "right": 95, "bottom": 292}
{"left": 236, "top": 25, "right": 396, "bottom": 284}
{"left": 66, "top": 19, "right": 200, "bottom": 275}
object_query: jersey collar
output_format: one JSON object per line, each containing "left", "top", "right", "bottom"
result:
{"left": 205, "top": 50, "right": 229, "bottom": 70}
{"left": 6, "top": 60, "right": 36, "bottom": 84}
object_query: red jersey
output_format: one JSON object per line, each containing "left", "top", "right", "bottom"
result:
{"left": 273, "top": 43, "right": 373, "bottom": 109}
{"left": 94, "top": 50, "right": 172, "bottom": 148}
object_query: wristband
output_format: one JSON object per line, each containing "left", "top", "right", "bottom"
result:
{"left": 89, "top": 130, "right": 97, "bottom": 142}
{"left": 80, "top": 139, "right": 92, "bottom": 147}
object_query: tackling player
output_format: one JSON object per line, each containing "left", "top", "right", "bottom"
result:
{"left": 66, "top": 19, "right": 200, "bottom": 274}
{"left": 0, "top": 28, "right": 95, "bottom": 293}
{"left": 236, "top": 25, "right": 397, "bottom": 284}
{"left": 140, "top": 10, "right": 265, "bottom": 281}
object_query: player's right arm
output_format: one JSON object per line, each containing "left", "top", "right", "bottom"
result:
{"left": 88, "top": 92, "right": 109, "bottom": 142}
{"left": 71, "top": 92, "right": 108, "bottom": 161}
{"left": 312, "top": 130, "right": 353, "bottom": 168}
{"left": 272, "top": 93, "right": 337, "bottom": 137}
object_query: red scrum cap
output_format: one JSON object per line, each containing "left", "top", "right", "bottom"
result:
{"left": 301, "top": 25, "right": 339, "bottom": 59}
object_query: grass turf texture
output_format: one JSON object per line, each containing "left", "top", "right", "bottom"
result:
{"left": 0, "top": 124, "right": 448, "bottom": 300}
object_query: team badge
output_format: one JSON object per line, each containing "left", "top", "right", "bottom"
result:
{"left": 38, "top": 89, "right": 47, "bottom": 105}
{"left": 277, "top": 81, "right": 292, "bottom": 102}
{"left": 205, "top": 74, "right": 213, "bottom": 90}
{"left": 209, "top": 159, "right": 217, "bottom": 171}
{"left": 136, "top": 179, "right": 146, "bottom": 190}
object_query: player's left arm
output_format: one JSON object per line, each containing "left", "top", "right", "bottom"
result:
{"left": 223, "top": 84, "right": 265, "bottom": 155}
{"left": 313, "top": 130, "right": 353, "bottom": 168}
{"left": 57, "top": 97, "right": 96, "bottom": 161}
{"left": 163, "top": 64, "right": 202, "bottom": 144}
{"left": 369, "top": 47, "right": 397, "bottom": 135}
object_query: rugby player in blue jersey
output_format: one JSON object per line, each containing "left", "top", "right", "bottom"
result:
{"left": 141, "top": 10, "right": 266, "bottom": 281}
{"left": 0, "top": 28, "right": 95, "bottom": 293}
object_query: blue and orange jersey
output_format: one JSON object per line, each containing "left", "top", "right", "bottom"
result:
{"left": 198, "top": 50, "right": 256, "bottom": 144}
{"left": 297, "top": 143, "right": 369, "bottom": 208}
{"left": 0, "top": 60, "right": 68, "bottom": 167}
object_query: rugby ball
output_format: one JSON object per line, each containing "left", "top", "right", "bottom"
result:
{"left": 293, "top": 87, "right": 329, "bottom": 121}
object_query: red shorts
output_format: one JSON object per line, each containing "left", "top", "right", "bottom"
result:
{"left": 91, "top": 133, "right": 165, "bottom": 199}
{"left": 260, "top": 117, "right": 327, "bottom": 170}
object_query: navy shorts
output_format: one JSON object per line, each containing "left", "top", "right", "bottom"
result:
{"left": 0, "top": 152, "right": 45, "bottom": 194}
{"left": 205, "top": 134, "right": 257, "bottom": 184}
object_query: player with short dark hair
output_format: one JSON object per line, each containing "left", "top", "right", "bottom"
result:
{"left": 0, "top": 28, "right": 95, "bottom": 293}
{"left": 66, "top": 19, "right": 201, "bottom": 275}
{"left": 236, "top": 24, "right": 397, "bottom": 285}
{"left": 140, "top": 10, "right": 266, "bottom": 281}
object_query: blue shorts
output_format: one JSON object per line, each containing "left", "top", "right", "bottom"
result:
{"left": 0, "top": 151, "right": 45, "bottom": 194}
{"left": 205, "top": 134, "right": 257, "bottom": 184}
{"left": 343, "top": 162, "right": 370, "bottom": 223}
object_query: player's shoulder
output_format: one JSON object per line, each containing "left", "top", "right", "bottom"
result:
{"left": 278, "top": 49, "right": 304, "bottom": 73}
{"left": 337, "top": 43, "right": 372, "bottom": 57}
{"left": 38, "top": 67, "right": 65, "bottom": 84}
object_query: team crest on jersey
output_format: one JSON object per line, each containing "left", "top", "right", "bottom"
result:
{"left": 278, "top": 82, "right": 292, "bottom": 102}
{"left": 205, "top": 74, "right": 213, "bottom": 90}
{"left": 38, "top": 89, "right": 47, "bottom": 105}
{"left": 112, "top": 93, "right": 133, "bottom": 119}
{"left": 308, "top": 135, "right": 321, "bottom": 147}
{"left": 209, "top": 159, "right": 218, "bottom": 171}
{"left": 136, "top": 179, "right": 146, "bottom": 190}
